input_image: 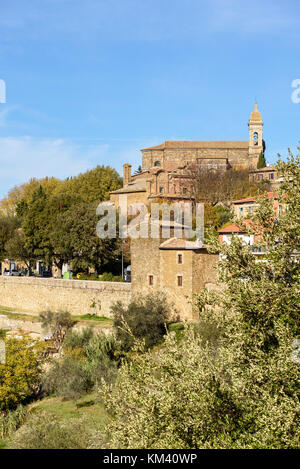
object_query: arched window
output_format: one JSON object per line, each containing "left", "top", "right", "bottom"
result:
{"left": 253, "top": 132, "right": 258, "bottom": 145}
{"left": 154, "top": 161, "right": 161, "bottom": 167}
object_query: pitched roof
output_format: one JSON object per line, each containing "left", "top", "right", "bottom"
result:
{"left": 142, "top": 140, "right": 249, "bottom": 151}
{"left": 110, "top": 179, "right": 147, "bottom": 194}
{"left": 249, "top": 165, "right": 276, "bottom": 173}
{"left": 218, "top": 219, "right": 252, "bottom": 234}
{"left": 159, "top": 237, "right": 210, "bottom": 250}
{"left": 232, "top": 192, "right": 278, "bottom": 204}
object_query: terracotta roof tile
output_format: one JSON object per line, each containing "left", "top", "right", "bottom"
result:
{"left": 142, "top": 140, "right": 249, "bottom": 151}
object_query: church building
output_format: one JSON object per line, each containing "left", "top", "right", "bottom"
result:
{"left": 110, "top": 103, "right": 264, "bottom": 208}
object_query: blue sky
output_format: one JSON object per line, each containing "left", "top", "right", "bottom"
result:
{"left": 0, "top": 0, "right": 300, "bottom": 198}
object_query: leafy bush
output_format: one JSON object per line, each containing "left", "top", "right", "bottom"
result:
{"left": 99, "top": 156, "right": 300, "bottom": 449}
{"left": 101, "top": 317, "right": 300, "bottom": 449}
{"left": 0, "top": 405, "right": 27, "bottom": 439}
{"left": 0, "top": 337, "right": 46, "bottom": 411}
{"left": 39, "top": 311, "right": 77, "bottom": 353}
{"left": 42, "top": 329, "right": 118, "bottom": 400}
{"left": 99, "top": 272, "right": 124, "bottom": 282}
{"left": 111, "top": 291, "right": 171, "bottom": 351}
{"left": 9, "top": 411, "right": 93, "bottom": 449}
{"left": 42, "top": 356, "right": 92, "bottom": 400}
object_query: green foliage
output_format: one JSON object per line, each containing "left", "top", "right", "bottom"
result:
{"left": 50, "top": 201, "right": 122, "bottom": 273}
{"left": 204, "top": 203, "right": 233, "bottom": 229}
{"left": 257, "top": 151, "right": 267, "bottom": 169}
{"left": 39, "top": 311, "right": 77, "bottom": 353}
{"left": 9, "top": 411, "right": 93, "bottom": 449}
{"left": 64, "top": 165, "right": 122, "bottom": 203}
{"left": 42, "top": 329, "right": 118, "bottom": 400}
{"left": 99, "top": 272, "right": 124, "bottom": 282}
{"left": 134, "top": 165, "right": 142, "bottom": 175}
{"left": 5, "top": 229, "right": 35, "bottom": 271}
{"left": 112, "top": 292, "right": 171, "bottom": 351}
{"left": 0, "top": 215, "right": 18, "bottom": 261}
{"left": 0, "top": 337, "right": 46, "bottom": 411}
{"left": 1, "top": 165, "right": 122, "bottom": 271}
{"left": 0, "top": 405, "right": 27, "bottom": 439}
{"left": 99, "top": 155, "right": 300, "bottom": 449}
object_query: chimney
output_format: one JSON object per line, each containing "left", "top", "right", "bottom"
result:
{"left": 123, "top": 164, "right": 132, "bottom": 186}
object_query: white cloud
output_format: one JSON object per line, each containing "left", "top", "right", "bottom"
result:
{"left": 0, "top": 136, "right": 111, "bottom": 197}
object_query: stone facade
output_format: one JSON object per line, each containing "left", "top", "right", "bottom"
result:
{"left": 131, "top": 236, "right": 218, "bottom": 321}
{"left": 110, "top": 104, "right": 264, "bottom": 209}
{"left": 0, "top": 277, "right": 131, "bottom": 317}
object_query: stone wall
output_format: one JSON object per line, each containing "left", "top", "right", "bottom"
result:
{"left": 131, "top": 238, "right": 162, "bottom": 293}
{"left": 142, "top": 147, "right": 251, "bottom": 171}
{"left": 0, "top": 277, "right": 131, "bottom": 317}
{"left": 160, "top": 249, "right": 194, "bottom": 320}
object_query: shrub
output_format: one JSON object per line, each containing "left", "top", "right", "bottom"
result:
{"left": 99, "top": 272, "right": 124, "bottom": 282}
{"left": 42, "top": 356, "right": 92, "bottom": 400}
{"left": 0, "top": 337, "right": 46, "bottom": 411}
{"left": 111, "top": 291, "right": 171, "bottom": 351}
{"left": 42, "top": 330, "right": 118, "bottom": 400}
{"left": 9, "top": 411, "right": 93, "bottom": 449}
{"left": 39, "top": 311, "right": 77, "bottom": 354}
{"left": 0, "top": 405, "right": 27, "bottom": 439}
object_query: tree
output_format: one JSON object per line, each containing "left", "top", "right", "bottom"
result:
{"left": 186, "top": 166, "right": 262, "bottom": 205}
{"left": 21, "top": 187, "right": 80, "bottom": 270}
{"left": 99, "top": 154, "right": 300, "bottom": 449}
{"left": 134, "top": 165, "right": 142, "bottom": 175}
{"left": 0, "top": 177, "right": 64, "bottom": 216}
{"left": 112, "top": 292, "right": 171, "bottom": 351}
{"left": 64, "top": 165, "right": 122, "bottom": 203}
{"left": 0, "top": 337, "right": 45, "bottom": 411}
{"left": 39, "top": 312, "right": 77, "bottom": 355}
{"left": 50, "top": 201, "right": 122, "bottom": 274}
{"left": 0, "top": 215, "right": 18, "bottom": 261}
{"left": 257, "top": 151, "right": 267, "bottom": 169}
{"left": 5, "top": 230, "right": 35, "bottom": 273}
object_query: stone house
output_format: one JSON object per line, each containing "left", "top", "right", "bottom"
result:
{"left": 218, "top": 192, "right": 285, "bottom": 253}
{"left": 130, "top": 219, "right": 218, "bottom": 321}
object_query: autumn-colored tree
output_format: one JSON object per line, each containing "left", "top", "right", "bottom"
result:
{"left": 185, "top": 166, "right": 264, "bottom": 205}
{"left": 0, "top": 337, "right": 46, "bottom": 411}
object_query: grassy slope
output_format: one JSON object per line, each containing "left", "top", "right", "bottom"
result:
{"left": 1, "top": 393, "right": 108, "bottom": 449}
{"left": 0, "top": 306, "right": 113, "bottom": 329}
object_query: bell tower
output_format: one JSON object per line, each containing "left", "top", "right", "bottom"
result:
{"left": 248, "top": 102, "right": 263, "bottom": 169}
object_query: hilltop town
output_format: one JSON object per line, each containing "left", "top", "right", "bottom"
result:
{"left": 0, "top": 105, "right": 299, "bottom": 451}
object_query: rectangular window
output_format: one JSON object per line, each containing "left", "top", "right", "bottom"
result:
{"left": 239, "top": 207, "right": 244, "bottom": 216}
{"left": 269, "top": 173, "right": 274, "bottom": 180}
{"left": 177, "top": 276, "right": 183, "bottom": 287}
{"left": 149, "top": 275, "right": 153, "bottom": 286}
{"left": 159, "top": 187, "right": 164, "bottom": 194}
{"left": 178, "top": 254, "right": 183, "bottom": 264}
